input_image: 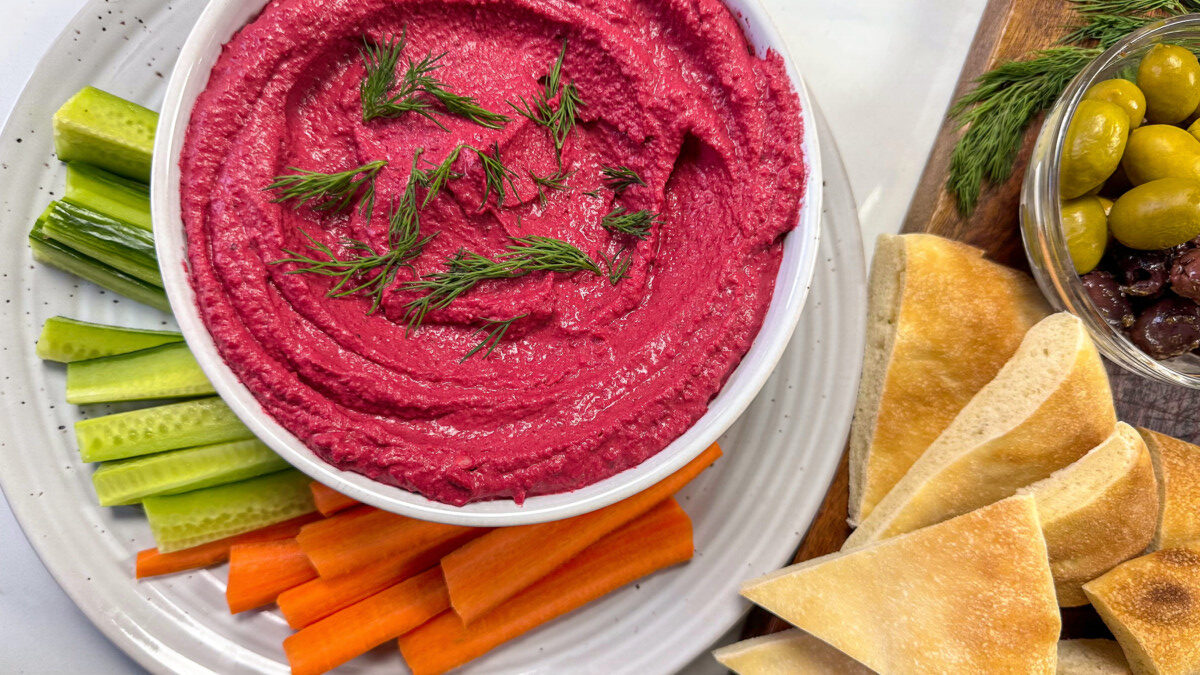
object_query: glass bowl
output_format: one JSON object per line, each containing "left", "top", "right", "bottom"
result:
{"left": 1022, "top": 14, "right": 1200, "bottom": 388}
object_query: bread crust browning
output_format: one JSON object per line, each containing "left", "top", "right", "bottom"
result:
{"left": 1084, "top": 543, "right": 1200, "bottom": 675}
{"left": 1022, "top": 423, "right": 1159, "bottom": 606}
{"left": 849, "top": 234, "right": 1049, "bottom": 525}
{"left": 847, "top": 313, "right": 1117, "bottom": 548}
{"left": 742, "top": 496, "right": 1061, "bottom": 675}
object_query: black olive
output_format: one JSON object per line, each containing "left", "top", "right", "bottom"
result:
{"left": 1112, "top": 246, "right": 1169, "bottom": 297}
{"left": 1130, "top": 296, "right": 1200, "bottom": 360}
{"left": 1081, "top": 270, "right": 1136, "bottom": 329}
{"left": 1171, "top": 248, "right": 1200, "bottom": 303}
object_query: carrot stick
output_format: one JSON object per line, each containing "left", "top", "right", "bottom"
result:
{"left": 283, "top": 567, "right": 450, "bottom": 675}
{"left": 309, "top": 482, "right": 359, "bottom": 517}
{"left": 135, "top": 513, "right": 321, "bottom": 579}
{"left": 441, "top": 443, "right": 719, "bottom": 623}
{"left": 226, "top": 539, "right": 318, "bottom": 614}
{"left": 297, "top": 506, "right": 477, "bottom": 579}
{"left": 278, "top": 528, "right": 482, "bottom": 629}
{"left": 399, "top": 498, "right": 694, "bottom": 675}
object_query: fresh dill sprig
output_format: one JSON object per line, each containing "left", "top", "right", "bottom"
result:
{"left": 601, "top": 206, "right": 659, "bottom": 240}
{"left": 266, "top": 160, "right": 387, "bottom": 217}
{"left": 359, "top": 34, "right": 509, "bottom": 129}
{"left": 508, "top": 235, "right": 601, "bottom": 274}
{"left": 508, "top": 41, "right": 584, "bottom": 159}
{"left": 947, "top": 47, "right": 1098, "bottom": 213}
{"left": 1062, "top": 13, "right": 1157, "bottom": 47}
{"left": 529, "top": 169, "right": 573, "bottom": 205}
{"left": 1070, "top": 0, "right": 1192, "bottom": 13}
{"left": 272, "top": 201, "right": 433, "bottom": 314}
{"left": 273, "top": 153, "right": 435, "bottom": 313}
{"left": 470, "top": 143, "right": 520, "bottom": 208}
{"left": 460, "top": 313, "right": 528, "bottom": 362}
{"left": 600, "top": 165, "right": 646, "bottom": 194}
{"left": 599, "top": 247, "right": 633, "bottom": 285}
{"left": 413, "top": 146, "right": 464, "bottom": 207}
{"left": 945, "top": 0, "right": 1200, "bottom": 213}
{"left": 403, "top": 235, "right": 600, "bottom": 327}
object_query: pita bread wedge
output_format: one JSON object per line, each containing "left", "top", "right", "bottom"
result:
{"left": 849, "top": 234, "right": 1049, "bottom": 524}
{"left": 1138, "top": 428, "right": 1200, "bottom": 550}
{"left": 741, "top": 495, "right": 1060, "bottom": 674}
{"left": 1057, "top": 640, "right": 1132, "bottom": 674}
{"left": 712, "top": 630, "right": 873, "bottom": 674}
{"left": 1084, "top": 543, "right": 1200, "bottom": 675}
{"left": 1020, "top": 422, "right": 1159, "bottom": 606}
{"left": 845, "top": 312, "right": 1116, "bottom": 549}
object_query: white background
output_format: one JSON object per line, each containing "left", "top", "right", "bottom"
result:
{"left": 0, "top": 0, "right": 986, "bottom": 672}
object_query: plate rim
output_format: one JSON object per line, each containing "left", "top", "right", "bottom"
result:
{"left": 0, "top": 1, "right": 865, "bottom": 673}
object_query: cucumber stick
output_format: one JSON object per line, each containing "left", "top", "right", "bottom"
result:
{"left": 65, "top": 163, "right": 151, "bottom": 231}
{"left": 143, "top": 470, "right": 315, "bottom": 552}
{"left": 29, "top": 217, "right": 169, "bottom": 311}
{"left": 66, "top": 342, "right": 214, "bottom": 405}
{"left": 76, "top": 397, "right": 253, "bottom": 462}
{"left": 41, "top": 200, "right": 160, "bottom": 286}
{"left": 91, "top": 439, "right": 289, "bottom": 506}
{"left": 53, "top": 87, "right": 157, "bottom": 182}
{"left": 37, "top": 316, "right": 181, "bottom": 363}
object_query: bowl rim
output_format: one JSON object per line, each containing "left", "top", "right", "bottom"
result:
{"left": 1021, "top": 13, "right": 1200, "bottom": 389}
{"left": 151, "top": 0, "right": 824, "bottom": 526}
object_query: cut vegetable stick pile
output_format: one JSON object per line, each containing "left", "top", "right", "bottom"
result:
{"left": 136, "top": 445, "right": 719, "bottom": 675}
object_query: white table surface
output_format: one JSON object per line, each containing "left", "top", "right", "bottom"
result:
{"left": 0, "top": 1, "right": 986, "bottom": 672}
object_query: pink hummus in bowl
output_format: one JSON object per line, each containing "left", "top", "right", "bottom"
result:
{"left": 156, "top": 0, "right": 820, "bottom": 523}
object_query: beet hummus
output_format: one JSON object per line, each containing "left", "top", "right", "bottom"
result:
{"left": 181, "top": 0, "right": 807, "bottom": 505}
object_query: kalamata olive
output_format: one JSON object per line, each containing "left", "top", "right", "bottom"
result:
{"left": 1171, "top": 248, "right": 1200, "bottom": 303}
{"left": 1111, "top": 246, "right": 1169, "bottom": 296}
{"left": 1082, "top": 270, "right": 1136, "bottom": 328}
{"left": 1130, "top": 296, "right": 1200, "bottom": 359}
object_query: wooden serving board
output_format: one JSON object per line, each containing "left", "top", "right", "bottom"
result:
{"left": 742, "top": 0, "right": 1200, "bottom": 641}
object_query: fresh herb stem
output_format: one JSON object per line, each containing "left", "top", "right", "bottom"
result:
{"left": 266, "top": 160, "right": 387, "bottom": 217}
{"left": 947, "top": 47, "right": 1098, "bottom": 213}
{"left": 601, "top": 206, "right": 658, "bottom": 240}
{"left": 460, "top": 314, "right": 528, "bottom": 362}
{"left": 529, "top": 169, "right": 573, "bottom": 205}
{"left": 359, "top": 33, "right": 509, "bottom": 129}
{"left": 945, "top": 0, "right": 1200, "bottom": 213}
{"left": 600, "top": 165, "right": 646, "bottom": 194}
{"left": 470, "top": 143, "right": 519, "bottom": 208}
{"left": 403, "top": 235, "right": 599, "bottom": 328}
{"left": 413, "top": 146, "right": 464, "bottom": 207}
{"left": 600, "top": 247, "right": 634, "bottom": 285}
{"left": 508, "top": 41, "right": 584, "bottom": 160}
{"left": 272, "top": 152, "right": 435, "bottom": 313}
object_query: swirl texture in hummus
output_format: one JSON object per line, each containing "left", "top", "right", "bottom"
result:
{"left": 181, "top": 0, "right": 807, "bottom": 505}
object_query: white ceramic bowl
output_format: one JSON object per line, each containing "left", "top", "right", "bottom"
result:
{"left": 152, "top": 0, "right": 823, "bottom": 526}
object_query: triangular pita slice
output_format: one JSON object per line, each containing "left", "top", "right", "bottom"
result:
{"left": 742, "top": 495, "right": 1060, "bottom": 674}
{"left": 846, "top": 312, "right": 1115, "bottom": 549}
{"left": 712, "top": 629, "right": 873, "bottom": 674}
{"left": 1138, "top": 428, "right": 1200, "bottom": 550}
{"left": 1020, "top": 422, "right": 1159, "bottom": 606}
{"left": 849, "top": 233, "right": 1048, "bottom": 524}
{"left": 1084, "top": 543, "right": 1200, "bottom": 675}
{"left": 1057, "top": 640, "right": 1132, "bottom": 674}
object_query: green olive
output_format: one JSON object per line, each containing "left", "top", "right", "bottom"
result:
{"left": 1137, "top": 44, "right": 1200, "bottom": 124}
{"left": 1187, "top": 117, "right": 1200, "bottom": 144}
{"left": 1108, "top": 177, "right": 1200, "bottom": 249}
{"left": 1084, "top": 78, "right": 1147, "bottom": 129}
{"left": 1097, "top": 195, "right": 1114, "bottom": 215}
{"left": 1061, "top": 196, "right": 1109, "bottom": 274}
{"left": 1121, "top": 124, "right": 1200, "bottom": 185}
{"left": 1060, "top": 99, "right": 1130, "bottom": 199}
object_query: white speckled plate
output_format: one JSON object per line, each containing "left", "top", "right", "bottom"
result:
{"left": 0, "top": 1, "right": 865, "bottom": 673}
